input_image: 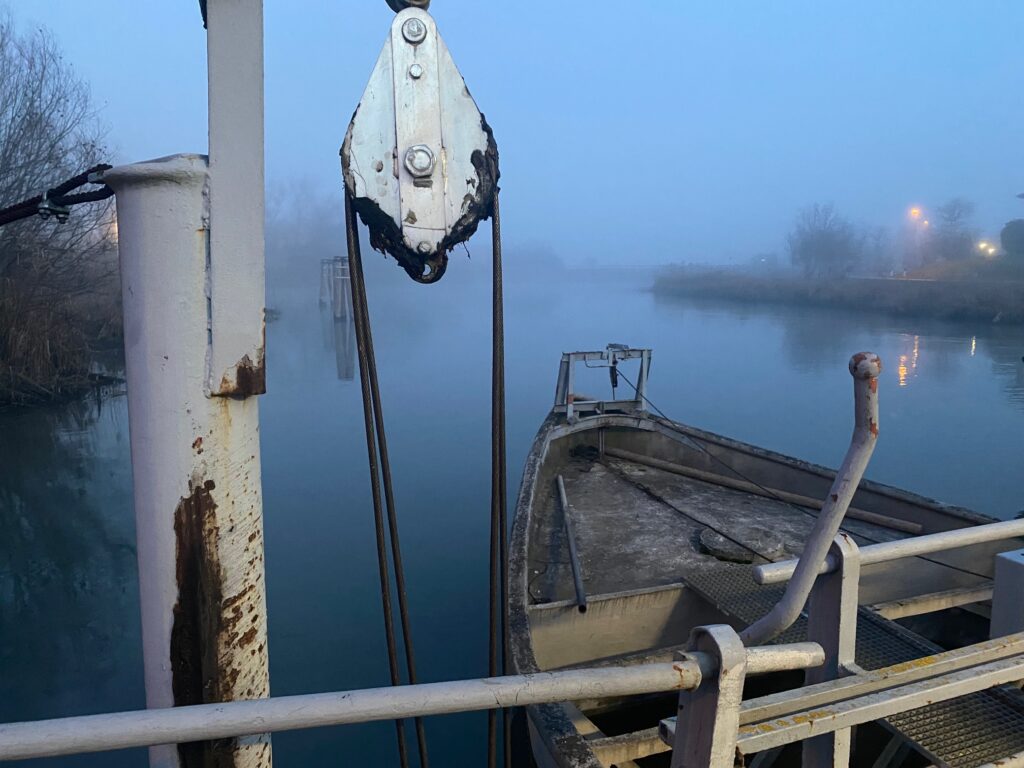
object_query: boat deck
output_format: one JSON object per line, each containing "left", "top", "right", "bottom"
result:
{"left": 527, "top": 451, "right": 1024, "bottom": 768}
{"left": 529, "top": 451, "right": 909, "bottom": 606}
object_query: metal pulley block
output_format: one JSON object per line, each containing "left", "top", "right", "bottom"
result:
{"left": 342, "top": 7, "right": 499, "bottom": 283}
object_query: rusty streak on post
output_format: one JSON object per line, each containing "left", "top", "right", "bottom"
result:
{"left": 172, "top": 479, "right": 266, "bottom": 768}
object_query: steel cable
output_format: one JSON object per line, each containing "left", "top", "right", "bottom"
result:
{"left": 487, "top": 191, "right": 509, "bottom": 768}
{"left": 0, "top": 164, "right": 113, "bottom": 227}
{"left": 345, "top": 193, "right": 430, "bottom": 768}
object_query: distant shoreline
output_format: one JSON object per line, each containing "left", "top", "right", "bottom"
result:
{"left": 652, "top": 268, "right": 1024, "bottom": 325}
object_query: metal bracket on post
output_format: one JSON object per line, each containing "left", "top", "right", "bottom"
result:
{"left": 803, "top": 533, "right": 861, "bottom": 768}
{"left": 671, "top": 625, "right": 747, "bottom": 768}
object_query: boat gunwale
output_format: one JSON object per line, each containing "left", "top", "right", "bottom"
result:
{"left": 507, "top": 408, "right": 1000, "bottom": 768}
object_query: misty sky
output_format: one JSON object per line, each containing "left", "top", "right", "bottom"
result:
{"left": 17, "top": 1, "right": 1024, "bottom": 266}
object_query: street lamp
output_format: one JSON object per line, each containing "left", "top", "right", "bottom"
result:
{"left": 978, "top": 241, "right": 989, "bottom": 251}
{"left": 909, "top": 207, "right": 921, "bottom": 220}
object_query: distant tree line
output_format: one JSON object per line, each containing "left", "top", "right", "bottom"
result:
{"left": 788, "top": 197, "right": 1023, "bottom": 279}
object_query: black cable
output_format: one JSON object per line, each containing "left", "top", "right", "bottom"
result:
{"left": 345, "top": 193, "right": 410, "bottom": 768}
{"left": 0, "top": 163, "right": 113, "bottom": 227}
{"left": 346, "top": 196, "right": 430, "bottom": 768}
{"left": 487, "top": 191, "right": 509, "bottom": 768}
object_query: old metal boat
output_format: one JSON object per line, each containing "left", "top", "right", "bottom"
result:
{"left": 509, "top": 345, "right": 1024, "bottom": 768}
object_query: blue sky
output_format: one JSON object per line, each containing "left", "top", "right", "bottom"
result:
{"left": 15, "top": 1, "right": 1024, "bottom": 265}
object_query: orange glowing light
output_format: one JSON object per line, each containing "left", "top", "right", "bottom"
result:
{"left": 909, "top": 207, "right": 921, "bottom": 220}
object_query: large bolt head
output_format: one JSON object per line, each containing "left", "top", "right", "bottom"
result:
{"left": 404, "top": 144, "right": 435, "bottom": 177}
{"left": 417, "top": 241, "right": 433, "bottom": 254}
{"left": 402, "top": 18, "right": 427, "bottom": 44}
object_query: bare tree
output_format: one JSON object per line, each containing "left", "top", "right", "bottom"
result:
{"left": 788, "top": 203, "right": 864, "bottom": 279}
{"left": 930, "top": 198, "right": 976, "bottom": 263}
{"left": 0, "top": 12, "right": 116, "bottom": 405}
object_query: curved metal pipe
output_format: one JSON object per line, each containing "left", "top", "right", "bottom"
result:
{"left": 740, "top": 353, "right": 882, "bottom": 646}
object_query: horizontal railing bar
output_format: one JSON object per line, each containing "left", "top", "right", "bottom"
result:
{"left": 739, "top": 632, "right": 1024, "bottom": 725}
{"left": 734, "top": 654, "right": 1024, "bottom": 754}
{"left": 745, "top": 643, "right": 824, "bottom": 675}
{"left": 659, "top": 633, "right": 1024, "bottom": 742}
{"left": 0, "top": 663, "right": 701, "bottom": 762}
{"left": 755, "top": 519, "right": 1024, "bottom": 585}
{"left": 868, "top": 582, "right": 993, "bottom": 621}
{"left": 0, "top": 641, "right": 824, "bottom": 762}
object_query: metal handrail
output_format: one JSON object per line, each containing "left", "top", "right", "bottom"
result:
{"left": 739, "top": 353, "right": 882, "bottom": 645}
{"left": 755, "top": 518, "right": 1024, "bottom": 586}
{"left": 0, "top": 643, "right": 822, "bottom": 762}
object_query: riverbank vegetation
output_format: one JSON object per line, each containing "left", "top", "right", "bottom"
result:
{"left": 0, "top": 14, "right": 119, "bottom": 408}
{"left": 655, "top": 201, "right": 1024, "bottom": 325}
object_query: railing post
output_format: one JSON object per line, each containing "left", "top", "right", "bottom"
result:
{"left": 803, "top": 534, "right": 861, "bottom": 768}
{"left": 991, "top": 549, "right": 1024, "bottom": 639}
{"left": 671, "top": 625, "right": 747, "bottom": 768}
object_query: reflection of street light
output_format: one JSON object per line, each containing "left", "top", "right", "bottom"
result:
{"left": 987, "top": 246, "right": 997, "bottom": 256}
{"left": 922, "top": 220, "right": 929, "bottom": 227}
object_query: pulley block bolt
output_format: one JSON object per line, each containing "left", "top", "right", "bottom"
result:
{"left": 409, "top": 63, "right": 424, "bottom": 79}
{"left": 404, "top": 144, "right": 435, "bottom": 177}
{"left": 417, "top": 241, "right": 433, "bottom": 254}
{"left": 402, "top": 18, "right": 427, "bottom": 44}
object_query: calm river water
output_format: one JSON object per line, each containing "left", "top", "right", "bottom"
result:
{"left": 2, "top": 264, "right": 1022, "bottom": 766}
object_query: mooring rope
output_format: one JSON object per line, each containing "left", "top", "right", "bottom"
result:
{"left": 344, "top": 193, "right": 429, "bottom": 768}
{"left": 487, "top": 191, "right": 510, "bottom": 768}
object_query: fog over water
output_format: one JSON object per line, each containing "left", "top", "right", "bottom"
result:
{"left": 2, "top": 213, "right": 1023, "bottom": 764}
{"left": 25, "top": 1, "right": 1024, "bottom": 266}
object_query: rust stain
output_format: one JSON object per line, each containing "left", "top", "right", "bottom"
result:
{"left": 216, "top": 317, "right": 267, "bottom": 397}
{"left": 869, "top": 418, "right": 879, "bottom": 437}
{"left": 219, "top": 352, "right": 266, "bottom": 397}
{"left": 869, "top": 378, "right": 878, "bottom": 393}
{"left": 171, "top": 479, "right": 268, "bottom": 768}
{"left": 192, "top": 436, "right": 204, "bottom": 454}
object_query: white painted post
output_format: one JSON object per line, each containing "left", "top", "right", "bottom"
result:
{"left": 206, "top": 0, "right": 267, "bottom": 396}
{"left": 105, "top": 154, "right": 271, "bottom": 768}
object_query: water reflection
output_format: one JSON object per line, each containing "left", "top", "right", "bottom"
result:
{"left": 0, "top": 277, "right": 1020, "bottom": 767}
{"left": 767, "top": 302, "right": 1022, "bottom": 406}
{"left": 318, "top": 256, "right": 356, "bottom": 381}
{"left": 0, "top": 397, "right": 142, "bottom": 731}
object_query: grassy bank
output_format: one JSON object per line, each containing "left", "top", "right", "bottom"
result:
{"left": 653, "top": 267, "right": 1024, "bottom": 325}
{"left": 0, "top": 275, "right": 123, "bottom": 410}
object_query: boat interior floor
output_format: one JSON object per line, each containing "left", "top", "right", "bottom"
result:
{"left": 527, "top": 453, "right": 1024, "bottom": 768}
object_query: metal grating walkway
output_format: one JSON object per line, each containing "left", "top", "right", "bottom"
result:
{"left": 684, "top": 563, "right": 1024, "bottom": 768}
